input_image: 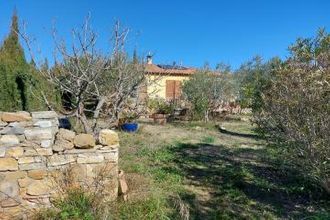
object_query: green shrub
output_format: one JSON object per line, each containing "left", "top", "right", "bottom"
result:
{"left": 254, "top": 29, "right": 330, "bottom": 193}
{"left": 33, "top": 189, "right": 95, "bottom": 220}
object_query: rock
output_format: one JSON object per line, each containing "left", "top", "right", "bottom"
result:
{"left": 1, "top": 198, "right": 20, "bottom": 207}
{"left": 103, "top": 151, "right": 119, "bottom": 162}
{"left": 8, "top": 121, "right": 34, "bottom": 127}
{"left": 24, "top": 128, "right": 53, "bottom": 140}
{"left": 31, "top": 111, "right": 57, "bottom": 119}
{"left": 47, "top": 154, "right": 76, "bottom": 167}
{"left": 26, "top": 179, "right": 52, "bottom": 196}
{"left": 64, "top": 148, "right": 96, "bottom": 154}
{"left": 18, "top": 178, "right": 32, "bottom": 187}
{"left": 74, "top": 134, "right": 95, "bottom": 149}
{"left": 6, "top": 147, "right": 24, "bottom": 158}
{"left": 1, "top": 112, "right": 32, "bottom": 122}
{"left": 0, "top": 171, "right": 26, "bottom": 181}
{"left": 118, "top": 170, "right": 128, "bottom": 201}
{"left": 16, "top": 135, "right": 25, "bottom": 142}
{"left": 18, "top": 157, "right": 36, "bottom": 164}
{"left": 0, "top": 147, "right": 6, "bottom": 157}
{"left": 57, "top": 128, "right": 76, "bottom": 142}
{"left": 0, "top": 181, "right": 19, "bottom": 202}
{"left": 33, "top": 120, "right": 53, "bottom": 128}
{"left": 0, "top": 126, "right": 25, "bottom": 135}
{"left": 0, "top": 135, "right": 20, "bottom": 146}
{"left": 52, "top": 144, "right": 64, "bottom": 152}
{"left": 0, "top": 158, "right": 18, "bottom": 171}
{"left": 19, "top": 162, "right": 45, "bottom": 171}
{"left": 53, "top": 139, "right": 74, "bottom": 152}
{"left": 36, "top": 148, "right": 53, "bottom": 156}
{"left": 99, "top": 129, "right": 119, "bottom": 146}
{"left": 27, "top": 170, "right": 47, "bottom": 180}
{"left": 41, "top": 139, "right": 53, "bottom": 148}
{"left": 0, "top": 120, "right": 7, "bottom": 127}
{"left": 23, "top": 148, "right": 38, "bottom": 156}
{"left": 77, "top": 153, "right": 104, "bottom": 164}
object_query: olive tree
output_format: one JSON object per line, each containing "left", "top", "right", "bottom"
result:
{"left": 182, "top": 70, "right": 235, "bottom": 121}
{"left": 255, "top": 29, "right": 330, "bottom": 193}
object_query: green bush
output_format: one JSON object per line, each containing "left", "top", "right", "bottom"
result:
{"left": 254, "top": 29, "right": 330, "bottom": 193}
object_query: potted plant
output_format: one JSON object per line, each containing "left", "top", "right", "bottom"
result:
{"left": 148, "top": 98, "right": 173, "bottom": 125}
{"left": 120, "top": 111, "right": 139, "bottom": 132}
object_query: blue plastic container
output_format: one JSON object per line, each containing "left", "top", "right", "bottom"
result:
{"left": 121, "top": 123, "right": 138, "bottom": 132}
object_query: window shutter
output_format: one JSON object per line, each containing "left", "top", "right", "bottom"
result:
{"left": 174, "top": 81, "right": 182, "bottom": 99}
{"left": 166, "top": 80, "right": 175, "bottom": 100}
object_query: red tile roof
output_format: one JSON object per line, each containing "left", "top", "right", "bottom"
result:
{"left": 145, "top": 64, "right": 196, "bottom": 76}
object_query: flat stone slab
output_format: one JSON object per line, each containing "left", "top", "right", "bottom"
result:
{"left": 31, "top": 111, "right": 58, "bottom": 119}
{"left": 24, "top": 128, "right": 53, "bottom": 140}
{"left": 1, "top": 112, "right": 32, "bottom": 122}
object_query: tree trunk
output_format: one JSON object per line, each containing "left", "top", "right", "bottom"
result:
{"left": 78, "top": 102, "right": 92, "bottom": 133}
{"left": 92, "top": 97, "right": 106, "bottom": 132}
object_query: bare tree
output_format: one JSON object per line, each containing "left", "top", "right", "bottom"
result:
{"left": 20, "top": 16, "right": 148, "bottom": 133}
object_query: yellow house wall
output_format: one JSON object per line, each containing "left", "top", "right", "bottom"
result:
{"left": 146, "top": 74, "right": 191, "bottom": 99}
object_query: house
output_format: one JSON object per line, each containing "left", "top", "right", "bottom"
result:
{"left": 144, "top": 55, "right": 196, "bottom": 101}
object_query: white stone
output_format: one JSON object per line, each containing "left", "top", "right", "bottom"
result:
{"left": 0, "top": 135, "right": 20, "bottom": 146}
{"left": 0, "top": 148, "right": 6, "bottom": 157}
{"left": 33, "top": 120, "right": 53, "bottom": 128}
{"left": 24, "top": 128, "right": 53, "bottom": 140}
{"left": 77, "top": 153, "right": 104, "bottom": 164}
{"left": 19, "top": 162, "right": 45, "bottom": 171}
{"left": 41, "top": 140, "right": 53, "bottom": 148}
{"left": 47, "top": 154, "right": 76, "bottom": 167}
{"left": 31, "top": 111, "right": 57, "bottom": 119}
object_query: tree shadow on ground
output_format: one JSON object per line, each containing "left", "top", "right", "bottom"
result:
{"left": 165, "top": 142, "right": 328, "bottom": 219}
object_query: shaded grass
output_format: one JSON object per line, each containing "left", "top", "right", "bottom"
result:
{"left": 117, "top": 120, "right": 329, "bottom": 219}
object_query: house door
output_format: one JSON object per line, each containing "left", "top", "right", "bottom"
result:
{"left": 166, "top": 80, "right": 182, "bottom": 101}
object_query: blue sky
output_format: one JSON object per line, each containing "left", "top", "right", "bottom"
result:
{"left": 1, "top": 0, "right": 329, "bottom": 69}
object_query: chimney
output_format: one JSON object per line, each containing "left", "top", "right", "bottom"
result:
{"left": 146, "top": 54, "right": 152, "bottom": 64}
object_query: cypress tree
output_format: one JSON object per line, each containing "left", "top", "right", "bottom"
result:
{"left": 0, "top": 11, "right": 61, "bottom": 111}
{"left": 0, "top": 10, "right": 27, "bottom": 111}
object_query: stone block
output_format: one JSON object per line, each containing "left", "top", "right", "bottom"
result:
{"left": 103, "top": 151, "right": 119, "bottom": 162}
{"left": 18, "top": 178, "right": 32, "bottom": 187}
{"left": 36, "top": 148, "right": 53, "bottom": 156}
{"left": 53, "top": 139, "right": 74, "bottom": 152}
{"left": 19, "top": 162, "right": 45, "bottom": 171}
{"left": 77, "top": 153, "right": 104, "bottom": 164}
{"left": 99, "top": 129, "right": 119, "bottom": 146}
{"left": 0, "top": 158, "right": 18, "bottom": 171}
{"left": 18, "top": 156, "right": 42, "bottom": 164}
{"left": 6, "top": 147, "right": 24, "bottom": 158}
{"left": 1, "top": 112, "right": 32, "bottom": 122}
{"left": 27, "top": 170, "right": 47, "bottom": 180}
{"left": 33, "top": 120, "right": 53, "bottom": 128}
{"left": 74, "top": 134, "right": 95, "bottom": 149}
{"left": 57, "top": 128, "right": 75, "bottom": 142}
{"left": 0, "top": 127, "right": 24, "bottom": 135}
{"left": 0, "top": 148, "right": 6, "bottom": 157}
{"left": 8, "top": 121, "right": 34, "bottom": 127}
{"left": 64, "top": 148, "right": 96, "bottom": 154}
{"left": 31, "top": 111, "right": 57, "bottom": 119}
{"left": 47, "top": 154, "right": 76, "bottom": 167}
{"left": 24, "top": 128, "right": 53, "bottom": 140}
{"left": 26, "top": 179, "right": 52, "bottom": 196}
{"left": 0, "top": 135, "right": 20, "bottom": 146}
{"left": 0, "top": 171, "right": 26, "bottom": 181}
{"left": 0, "top": 180, "right": 19, "bottom": 203}
{"left": 41, "top": 139, "right": 53, "bottom": 148}
{"left": 0, "top": 120, "right": 7, "bottom": 127}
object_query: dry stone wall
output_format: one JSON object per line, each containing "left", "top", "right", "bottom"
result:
{"left": 0, "top": 111, "right": 119, "bottom": 219}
